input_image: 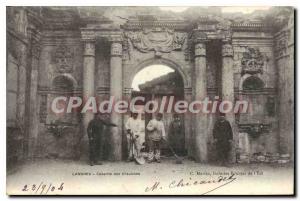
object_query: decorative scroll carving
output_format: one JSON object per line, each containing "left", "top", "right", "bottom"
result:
{"left": 53, "top": 44, "right": 74, "bottom": 73}
{"left": 241, "top": 47, "right": 264, "bottom": 75}
{"left": 124, "top": 28, "right": 186, "bottom": 54}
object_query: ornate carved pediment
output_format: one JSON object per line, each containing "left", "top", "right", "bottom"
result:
{"left": 241, "top": 47, "right": 264, "bottom": 75}
{"left": 124, "top": 28, "right": 186, "bottom": 55}
{"left": 53, "top": 44, "right": 74, "bottom": 73}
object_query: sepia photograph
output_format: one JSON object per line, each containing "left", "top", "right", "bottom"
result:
{"left": 5, "top": 4, "right": 295, "bottom": 195}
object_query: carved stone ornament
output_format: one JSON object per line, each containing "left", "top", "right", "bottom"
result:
{"left": 194, "top": 43, "right": 206, "bottom": 57}
{"left": 111, "top": 42, "right": 122, "bottom": 57}
{"left": 54, "top": 44, "right": 74, "bottom": 73}
{"left": 241, "top": 47, "right": 264, "bottom": 75}
{"left": 274, "top": 33, "right": 288, "bottom": 58}
{"left": 124, "top": 28, "right": 186, "bottom": 54}
{"left": 84, "top": 42, "right": 95, "bottom": 57}
{"left": 222, "top": 43, "right": 233, "bottom": 57}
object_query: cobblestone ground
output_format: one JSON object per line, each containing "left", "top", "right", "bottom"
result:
{"left": 7, "top": 158, "right": 294, "bottom": 195}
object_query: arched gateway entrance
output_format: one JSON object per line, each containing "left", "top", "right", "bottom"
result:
{"left": 120, "top": 57, "right": 193, "bottom": 160}
{"left": 130, "top": 64, "right": 186, "bottom": 156}
{"left": 80, "top": 17, "right": 234, "bottom": 163}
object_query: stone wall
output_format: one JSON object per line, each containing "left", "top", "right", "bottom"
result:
{"left": 6, "top": 7, "right": 295, "bottom": 163}
{"left": 275, "top": 12, "right": 294, "bottom": 160}
{"left": 7, "top": 7, "right": 41, "bottom": 165}
{"left": 232, "top": 30, "right": 279, "bottom": 162}
{"left": 37, "top": 29, "right": 83, "bottom": 159}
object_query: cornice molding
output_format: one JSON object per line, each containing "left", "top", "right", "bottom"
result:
{"left": 231, "top": 23, "right": 272, "bottom": 32}
{"left": 122, "top": 20, "right": 188, "bottom": 31}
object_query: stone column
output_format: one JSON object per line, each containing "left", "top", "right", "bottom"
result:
{"left": 221, "top": 40, "right": 236, "bottom": 162}
{"left": 109, "top": 40, "right": 123, "bottom": 161}
{"left": 123, "top": 87, "right": 133, "bottom": 160}
{"left": 194, "top": 41, "right": 208, "bottom": 162}
{"left": 184, "top": 88, "right": 193, "bottom": 158}
{"left": 82, "top": 40, "right": 96, "bottom": 138}
{"left": 27, "top": 28, "right": 41, "bottom": 158}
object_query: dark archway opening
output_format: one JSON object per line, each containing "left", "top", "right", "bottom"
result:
{"left": 131, "top": 65, "right": 186, "bottom": 156}
{"left": 242, "top": 76, "right": 264, "bottom": 91}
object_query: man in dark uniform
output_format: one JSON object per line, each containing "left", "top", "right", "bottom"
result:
{"left": 87, "top": 113, "right": 117, "bottom": 166}
{"left": 213, "top": 115, "right": 233, "bottom": 166}
{"left": 169, "top": 113, "right": 184, "bottom": 154}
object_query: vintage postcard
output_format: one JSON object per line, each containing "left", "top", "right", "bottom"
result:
{"left": 6, "top": 6, "right": 294, "bottom": 195}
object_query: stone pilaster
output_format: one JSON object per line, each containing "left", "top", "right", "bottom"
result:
{"left": 25, "top": 25, "right": 41, "bottom": 159}
{"left": 276, "top": 21, "right": 294, "bottom": 159}
{"left": 194, "top": 40, "right": 208, "bottom": 162}
{"left": 184, "top": 87, "right": 193, "bottom": 158}
{"left": 27, "top": 27, "right": 41, "bottom": 158}
{"left": 221, "top": 41, "right": 234, "bottom": 112}
{"left": 82, "top": 38, "right": 96, "bottom": 140}
{"left": 109, "top": 39, "right": 123, "bottom": 161}
{"left": 221, "top": 40, "right": 236, "bottom": 163}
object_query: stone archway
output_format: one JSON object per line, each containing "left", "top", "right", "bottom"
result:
{"left": 123, "top": 57, "right": 193, "bottom": 158}
{"left": 128, "top": 57, "right": 190, "bottom": 90}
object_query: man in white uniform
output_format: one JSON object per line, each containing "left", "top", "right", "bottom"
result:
{"left": 146, "top": 113, "right": 166, "bottom": 163}
{"left": 125, "top": 112, "right": 145, "bottom": 161}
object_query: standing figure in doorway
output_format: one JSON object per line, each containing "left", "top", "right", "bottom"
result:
{"left": 125, "top": 112, "right": 145, "bottom": 161}
{"left": 146, "top": 113, "right": 166, "bottom": 163}
{"left": 169, "top": 113, "right": 184, "bottom": 154}
{"left": 87, "top": 113, "right": 117, "bottom": 166}
{"left": 213, "top": 115, "right": 233, "bottom": 166}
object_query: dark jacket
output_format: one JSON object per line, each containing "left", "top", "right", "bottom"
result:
{"left": 87, "top": 118, "right": 116, "bottom": 140}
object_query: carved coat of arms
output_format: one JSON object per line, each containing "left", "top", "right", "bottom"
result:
{"left": 125, "top": 28, "right": 186, "bottom": 55}
{"left": 241, "top": 47, "right": 265, "bottom": 75}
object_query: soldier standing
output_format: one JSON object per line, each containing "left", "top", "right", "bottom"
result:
{"left": 146, "top": 113, "right": 166, "bottom": 163}
{"left": 125, "top": 112, "right": 145, "bottom": 162}
{"left": 213, "top": 115, "right": 233, "bottom": 166}
{"left": 87, "top": 113, "right": 117, "bottom": 166}
{"left": 169, "top": 113, "right": 184, "bottom": 154}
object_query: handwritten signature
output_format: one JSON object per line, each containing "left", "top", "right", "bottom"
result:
{"left": 145, "top": 174, "right": 237, "bottom": 195}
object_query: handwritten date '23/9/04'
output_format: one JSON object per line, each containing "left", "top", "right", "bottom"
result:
{"left": 22, "top": 182, "right": 64, "bottom": 195}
